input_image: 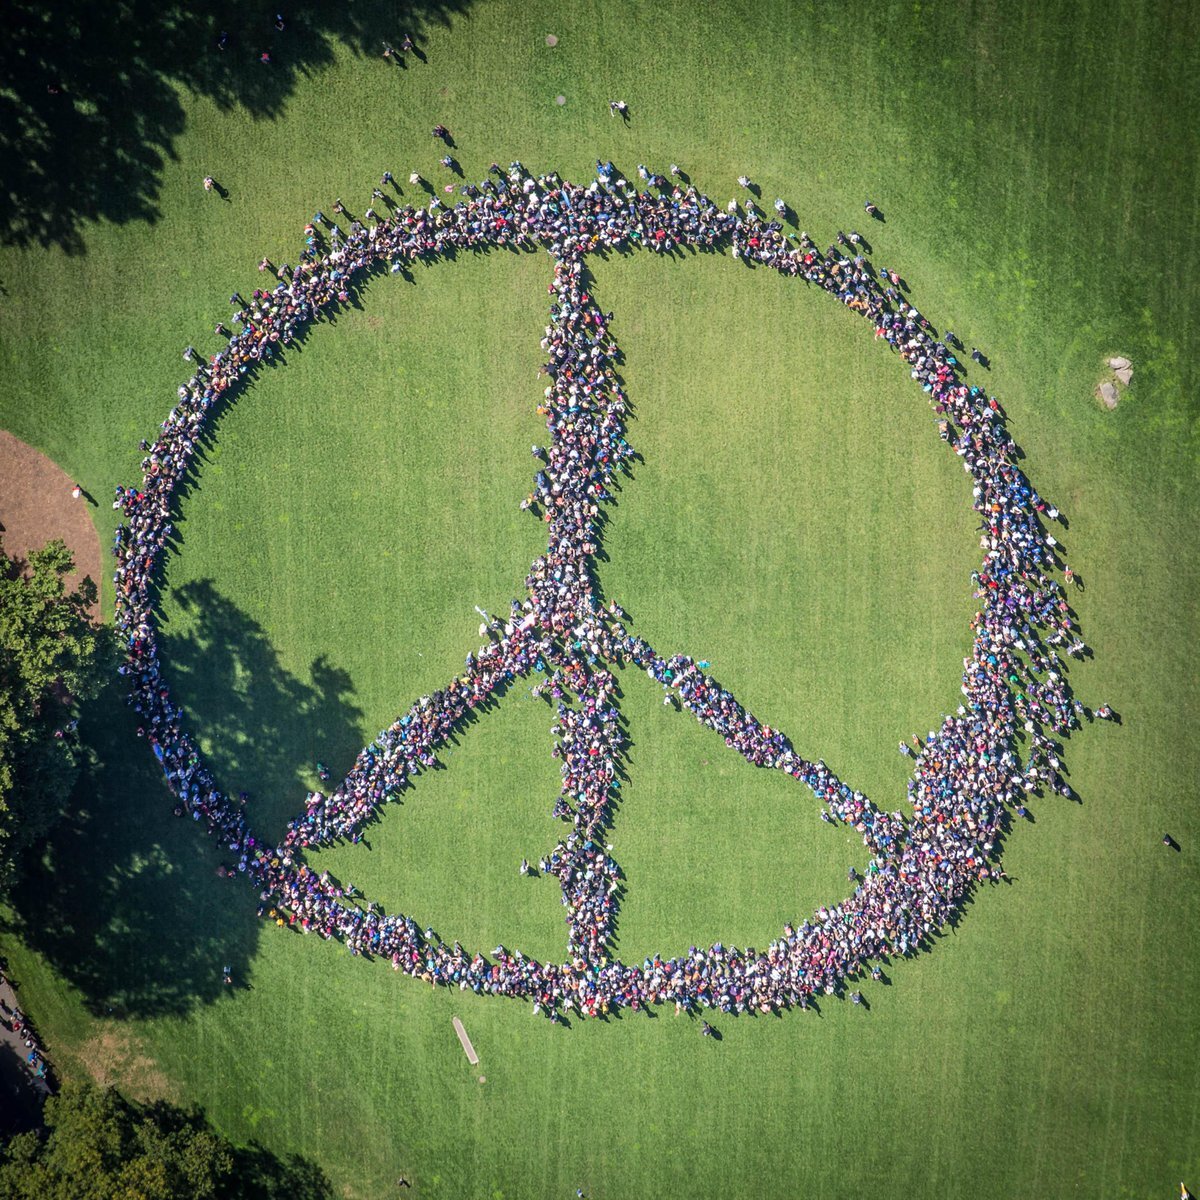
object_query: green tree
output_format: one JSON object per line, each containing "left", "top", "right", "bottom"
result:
{"left": 0, "top": 537, "right": 116, "bottom": 889}
{"left": 0, "top": 1082, "right": 333, "bottom": 1200}
{"left": 0, "top": 1081, "right": 230, "bottom": 1200}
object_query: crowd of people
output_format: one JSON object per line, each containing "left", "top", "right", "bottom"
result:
{"left": 112, "top": 159, "right": 1090, "bottom": 1020}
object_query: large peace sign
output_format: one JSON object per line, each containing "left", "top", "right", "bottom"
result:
{"left": 114, "top": 164, "right": 1086, "bottom": 1020}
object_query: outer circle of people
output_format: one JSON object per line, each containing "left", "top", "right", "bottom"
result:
{"left": 112, "top": 159, "right": 1091, "bottom": 1022}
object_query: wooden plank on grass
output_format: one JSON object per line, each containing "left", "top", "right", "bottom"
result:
{"left": 452, "top": 1017, "right": 479, "bottom": 1065}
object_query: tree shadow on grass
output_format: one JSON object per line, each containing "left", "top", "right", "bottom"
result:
{"left": 0, "top": 0, "right": 475, "bottom": 254}
{"left": 3, "top": 582, "right": 365, "bottom": 1019}
{"left": 4, "top": 681, "right": 261, "bottom": 1019}
{"left": 229, "top": 1139, "right": 336, "bottom": 1200}
{"left": 158, "top": 578, "right": 366, "bottom": 839}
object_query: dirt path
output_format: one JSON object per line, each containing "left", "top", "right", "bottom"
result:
{"left": 0, "top": 431, "right": 103, "bottom": 615}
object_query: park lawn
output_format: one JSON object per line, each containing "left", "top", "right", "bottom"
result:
{"left": 0, "top": 1, "right": 1197, "bottom": 1198}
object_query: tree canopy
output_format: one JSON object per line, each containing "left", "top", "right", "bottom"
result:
{"left": 0, "top": 1081, "right": 332, "bottom": 1200}
{"left": 0, "top": 538, "right": 116, "bottom": 889}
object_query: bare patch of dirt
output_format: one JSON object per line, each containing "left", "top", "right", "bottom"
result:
{"left": 76, "top": 1026, "right": 176, "bottom": 1102}
{"left": 0, "top": 430, "right": 103, "bottom": 615}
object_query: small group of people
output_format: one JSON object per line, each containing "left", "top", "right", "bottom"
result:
{"left": 0, "top": 991, "right": 50, "bottom": 1083}
{"left": 214, "top": 12, "right": 286, "bottom": 63}
{"left": 111, "top": 155, "right": 1094, "bottom": 1020}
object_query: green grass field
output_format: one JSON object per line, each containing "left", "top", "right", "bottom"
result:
{"left": 1, "top": 0, "right": 1198, "bottom": 1196}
